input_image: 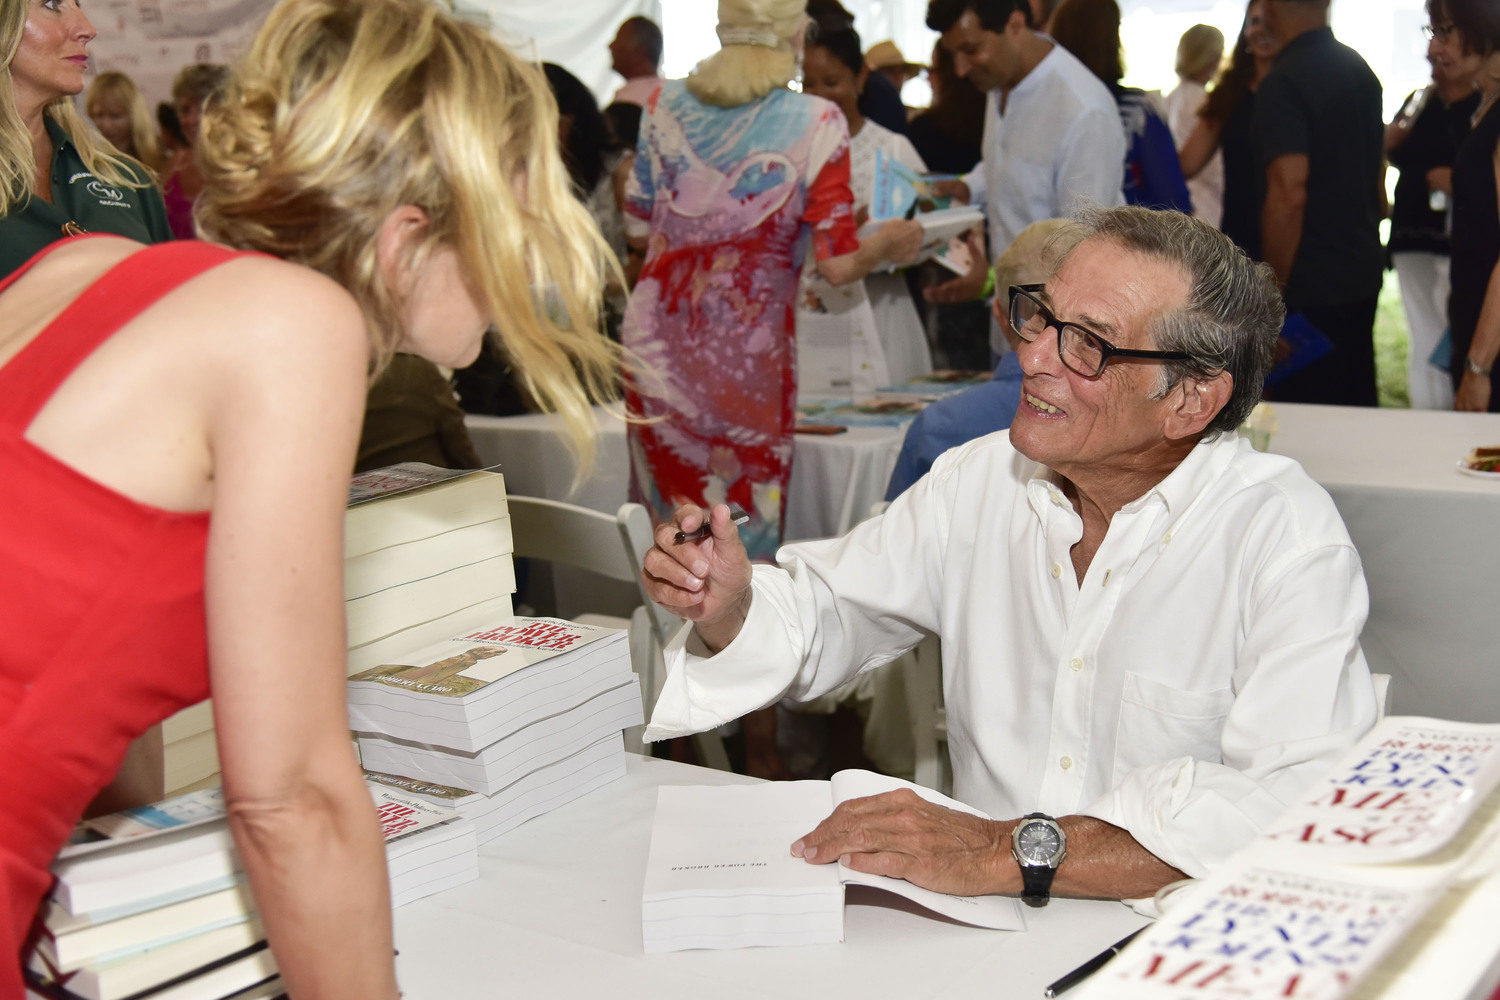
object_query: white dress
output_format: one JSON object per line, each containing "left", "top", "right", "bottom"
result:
{"left": 848, "top": 121, "right": 933, "bottom": 384}
{"left": 1166, "top": 79, "right": 1224, "bottom": 229}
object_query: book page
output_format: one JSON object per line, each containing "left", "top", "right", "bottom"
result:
{"left": 827, "top": 770, "right": 1026, "bottom": 931}
{"left": 644, "top": 783, "right": 842, "bottom": 898}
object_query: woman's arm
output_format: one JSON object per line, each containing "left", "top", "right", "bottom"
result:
{"left": 1178, "top": 116, "right": 1225, "bottom": 181}
{"left": 200, "top": 260, "right": 399, "bottom": 999}
{"left": 1455, "top": 140, "right": 1500, "bottom": 412}
{"left": 815, "top": 218, "right": 925, "bottom": 287}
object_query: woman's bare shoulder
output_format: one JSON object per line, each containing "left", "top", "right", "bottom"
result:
{"left": 169, "top": 250, "right": 367, "bottom": 356}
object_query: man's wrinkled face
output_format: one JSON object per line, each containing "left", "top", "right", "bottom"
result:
{"left": 939, "top": 10, "right": 1023, "bottom": 92}
{"left": 1008, "top": 239, "right": 1192, "bottom": 479}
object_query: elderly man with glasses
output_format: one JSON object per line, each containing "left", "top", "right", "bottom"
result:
{"left": 640, "top": 205, "right": 1377, "bottom": 908}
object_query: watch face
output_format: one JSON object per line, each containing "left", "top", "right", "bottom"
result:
{"left": 1017, "top": 822, "right": 1061, "bottom": 864}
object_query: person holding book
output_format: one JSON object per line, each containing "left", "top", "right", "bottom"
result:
{"left": 641, "top": 206, "right": 1377, "bottom": 909}
{"left": 800, "top": 24, "right": 933, "bottom": 383}
{"left": 0, "top": 1, "right": 619, "bottom": 997}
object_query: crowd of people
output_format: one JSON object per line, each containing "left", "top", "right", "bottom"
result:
{"left": 2, "top": 0, "right": 1497, "bottom": 992}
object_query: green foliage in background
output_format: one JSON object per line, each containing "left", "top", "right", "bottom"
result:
{"left": 1376, "top": 268, "right": 1411, "bottom": 409}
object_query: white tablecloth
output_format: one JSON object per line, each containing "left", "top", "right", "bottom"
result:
{"left": 465, "top": 410, "right": 905, "bottom": 543}
{"left": 392, "top": 754, "right": 1148, "bottom": 999}
{"left": 1269, "top": 403, "right": 1500, "bottom": 724}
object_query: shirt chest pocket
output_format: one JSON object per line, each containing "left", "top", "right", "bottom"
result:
{"left": 1114, "top": 671, "right": 1234, "bottom": 776}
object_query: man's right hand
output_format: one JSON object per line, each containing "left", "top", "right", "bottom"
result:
{"left": 641, "top": 503, "right": 755, "bottom": 653}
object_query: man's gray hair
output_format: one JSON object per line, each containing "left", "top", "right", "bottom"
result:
{"left": 1058, "top": 205, "right": 1284, "bottom": 434}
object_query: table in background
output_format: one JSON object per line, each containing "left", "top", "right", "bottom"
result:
{"left": 465, "top": 410, "right": 905, "bottom": 542}
{"left": 392, "top": 754, "right": 1147, "bottom": 1000}
{"left": 1269, "top": 403, "right": 1500, "bottom": 724}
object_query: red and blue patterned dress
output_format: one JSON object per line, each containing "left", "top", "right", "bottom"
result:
{"left": 622, "top": 80, "right": 859, "bottom": 560}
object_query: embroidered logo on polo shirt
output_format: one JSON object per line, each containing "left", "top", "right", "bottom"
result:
{"left": 84, "top": 179, "right": 129, "bottom": 208}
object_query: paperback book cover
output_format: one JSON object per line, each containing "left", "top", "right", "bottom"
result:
{"left": 349, "top": 617, "right": 622, "bottom": 700}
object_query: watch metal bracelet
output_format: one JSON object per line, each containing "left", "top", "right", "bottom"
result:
{"left": 1465, "top": 357, "right": 1493, "bottom": 377}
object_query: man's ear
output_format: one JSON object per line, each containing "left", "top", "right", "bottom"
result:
{"left": 1007, "top": 7, "right": 1029, "bottom": 35}
{"left": 1164, "top": 370, "right": 1234, "bottom": 441}
{"left": 375, "top": 204, "right": 431, "bottom": 299}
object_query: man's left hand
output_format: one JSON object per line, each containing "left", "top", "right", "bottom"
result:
{"left": 790, "top": 789, "right": 1015, "bottom": 897}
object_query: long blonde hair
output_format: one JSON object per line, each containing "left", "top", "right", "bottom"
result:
{"left": 86, "top": 71, "right": 164, "bottom": 177}
{"left": 687, "top": 0, "right": 808, "bottom": 108}
{"left": 0, "top": 4, "right": 148, "bottom": 213}
{"left": 197, "top": 0, "right": 621, "bottom": 467}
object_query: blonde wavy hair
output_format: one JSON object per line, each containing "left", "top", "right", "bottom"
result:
{"left": 687, "top": 0, "right": 809, "bottom": 108}
{"left": 86, "top": 71, "right": 165, "bottom": 177}
{"left": 0, "top": 3, "right": 148, "bottom": 214}
{"left": 197, "top": 0, "right": 621, "bottom": 467}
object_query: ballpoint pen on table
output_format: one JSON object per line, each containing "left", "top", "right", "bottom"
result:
{"left": 1043, "top": 927, "right": 1146, "bottom": 998}
{"left": 673, "top": 504, "right": 749, "bottom": 544}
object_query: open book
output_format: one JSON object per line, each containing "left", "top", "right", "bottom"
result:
{"left": 642, "top": 769, "right": 1025, "bottom": 952}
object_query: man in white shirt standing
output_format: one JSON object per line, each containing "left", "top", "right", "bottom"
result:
{"left": 641, "top": 206, "right": 1377, "bottom": 908}
{"left": 608, "top": 16, "right": 664, "bottom": 109}
{"left": 926, "top": 0, "right": 1125, "bottom": 318}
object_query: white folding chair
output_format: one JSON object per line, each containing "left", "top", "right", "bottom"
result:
{"left": 506, "top": 495, "right": 731, "bottom": 771}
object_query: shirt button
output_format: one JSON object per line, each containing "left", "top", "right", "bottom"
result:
{"left": 1162, "top": 531, "right": 1173, "bottom": 545}
{"left": 1051, "top": 563, "right": 1062, "bottom": 579}
{"left": 1060, "top": 756, "right": 1073, "bottom": 771}
{"left": 1069, "top": 657, "right": 1083, "bottom": 672}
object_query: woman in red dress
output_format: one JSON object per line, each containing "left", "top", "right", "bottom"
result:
{"left": 0, "top": 1, "right": 619, "bottom": 996}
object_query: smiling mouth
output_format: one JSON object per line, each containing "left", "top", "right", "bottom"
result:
{"left": 1025, "top": 392, "right": 1062, "bottom": 415}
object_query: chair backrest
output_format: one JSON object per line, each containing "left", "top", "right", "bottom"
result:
{"left": 507, "top": 495, "right": 640, "bottom": 584}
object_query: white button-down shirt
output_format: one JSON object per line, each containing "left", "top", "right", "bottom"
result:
{"left": 645, "top": 432, "right": 1378, "bottom": 878}
{"left": 964, "top": 42, "right": 1126, "bottom": 258}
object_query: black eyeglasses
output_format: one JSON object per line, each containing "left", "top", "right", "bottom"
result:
{"left": 1008, "top": 284, "right": 1194, "bottom": 379}
{"left": 1423, "top": 23, "right": 1456, "bottom": 40}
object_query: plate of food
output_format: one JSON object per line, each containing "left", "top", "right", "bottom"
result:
{"left": 1457, "top": 446, "right": 1500, "bottom": 479}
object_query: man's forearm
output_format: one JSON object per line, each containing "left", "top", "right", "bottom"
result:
{"left": 978, "top": 815, "right": 1186, "bottom": 900}
{"left": 1052, "top": 816, "right": 1189, "bottom": 901}
{"left": 1261, "top": 195, "right": 1304, "bottom": 289}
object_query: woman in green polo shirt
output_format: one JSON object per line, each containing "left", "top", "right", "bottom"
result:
{"left": 0, "top": 0, "right": 172, "bottom": 279}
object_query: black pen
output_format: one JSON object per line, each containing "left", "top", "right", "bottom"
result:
{"left": 673, "top": 504, "right": 749, "bottom": 544}
{"left": 1043, "top": 927, "right": 1146, "bottom": 998}
{"left": 903, "top": 198, "right": 920, "bottom": 220}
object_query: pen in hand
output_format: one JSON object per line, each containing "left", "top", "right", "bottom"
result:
{"left": 673, "top": 504, "right": 749, "bottom": 544}
{"left": 1043, "top": 927, "right": 1146, "bottom": 998}
{"left": 904, "top": 198, "right": 920, "bottom": 220}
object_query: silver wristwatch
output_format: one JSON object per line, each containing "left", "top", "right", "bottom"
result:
{"left": 1464, "top": 357, "right": 1493, "bottom": 377}
{"left": 1012, "top": 813, "right": 1066, "bottom": 907}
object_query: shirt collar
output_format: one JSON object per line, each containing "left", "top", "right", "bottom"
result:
{"left": 43, "top": 115, "right": 75, "bottom": 160}
{"left": 1275, "top": 25, "right": 1334, "bottom": 62}
{"left": 1022, "top": 431, "right": 1241, "bottom": 522}
{"left": 1007, "top": 38, "right": 1059, "bottom": 102}
{"left": 1123, "top": 431, "right": 1240, "bottom": 516}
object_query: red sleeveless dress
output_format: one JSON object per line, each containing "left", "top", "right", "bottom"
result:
{"left": 0, "top": 237, "right": 250, "bottom": 997}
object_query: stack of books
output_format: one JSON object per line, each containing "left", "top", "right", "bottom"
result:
{"left": 350, "top": 616, "right": 642, "bottom": 845}
{"left": 26, "top": 784, "right": 474, "bottom": 1000}
{"left": 154, "top": 463, "right": 516, "bottom": 800}
{"left": 343, "top": 463, "right": 515, "bottom": 673}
